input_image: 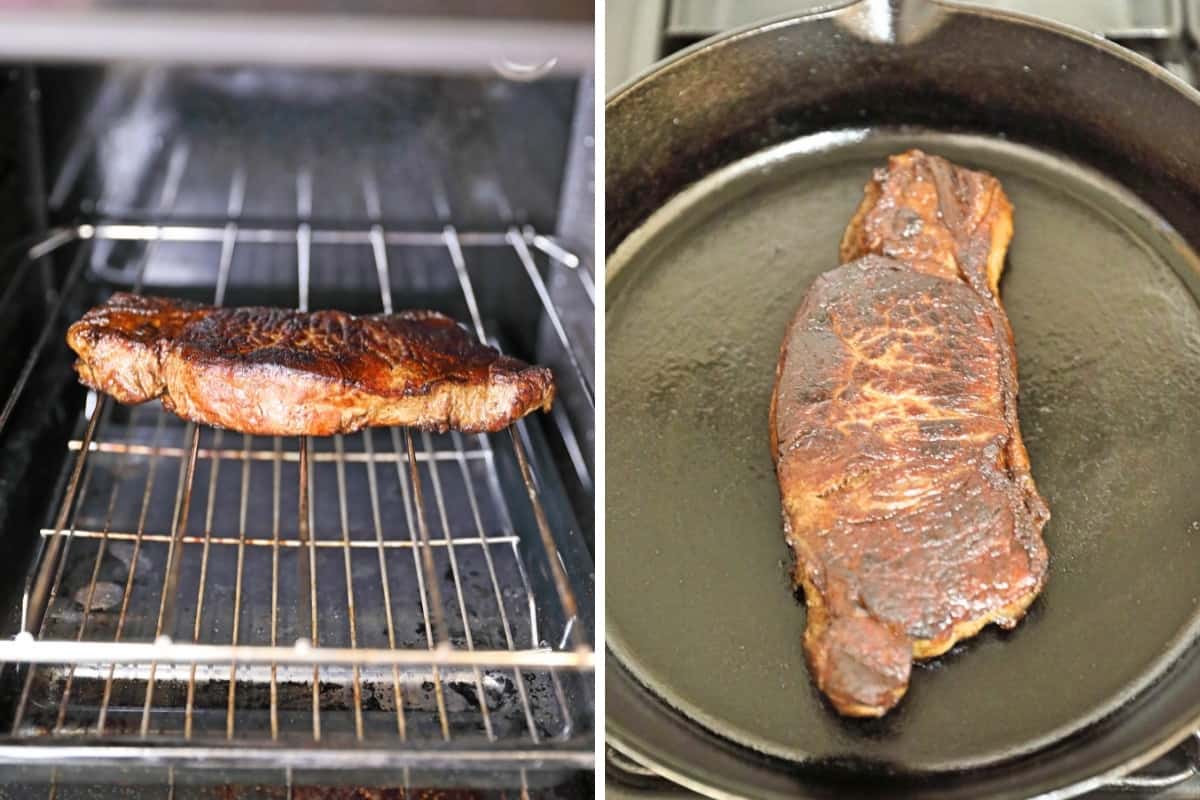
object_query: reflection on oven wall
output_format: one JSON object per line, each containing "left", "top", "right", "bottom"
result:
{"left": 0, "top": 2, "right": 595, "bottom": 796}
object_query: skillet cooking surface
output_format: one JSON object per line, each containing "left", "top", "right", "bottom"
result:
{"left": 606, "top": 131, "right": 1200, "bottom": 771}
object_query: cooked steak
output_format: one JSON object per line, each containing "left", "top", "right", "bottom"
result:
{"left": 68, "top": 293, "right": 555, "bottom": 436}
{"left": 769, "top": 151, "right": 1049, "bottom": 717}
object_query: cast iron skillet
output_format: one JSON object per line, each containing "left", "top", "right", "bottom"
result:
{"left": 605, "top": 0, "right": 1200, "bottom": 797}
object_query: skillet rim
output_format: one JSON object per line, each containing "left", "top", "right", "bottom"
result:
{"left": 606, "top": 0, "right": 1200, "bottom": 117}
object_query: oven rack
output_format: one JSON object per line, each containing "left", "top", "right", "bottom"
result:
{"left": 55, "top": 101, "right": 597, "bottom": 422}
{"left": 0, "top": 182, "right": 594, "bottom": 780}
{"left": 67, "top": 134, "right": 597, "bottom": 494}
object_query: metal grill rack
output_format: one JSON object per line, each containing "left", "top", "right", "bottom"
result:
{"left": 0, "top": 123, "right": 595, "bottom": 790}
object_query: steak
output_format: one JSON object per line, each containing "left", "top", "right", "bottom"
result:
{"left": 68, "top": 293, "right": 555, "bottom": 436}
{"left": 769, "top": 151, "right": 1049, "bottom": 717}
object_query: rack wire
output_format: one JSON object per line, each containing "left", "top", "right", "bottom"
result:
{"left": 0, "top": 141, "right": 594, "bottom": 782}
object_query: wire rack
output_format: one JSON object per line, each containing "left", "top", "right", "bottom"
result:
{"left": 0, "top": 132, "right": 595, "bottom": 788}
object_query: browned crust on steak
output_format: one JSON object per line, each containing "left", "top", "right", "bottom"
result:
{"left": 770, "top": 151, "right": 1050, "bottom": 717}
{"left": 67, "top": 293, "right": 555, "bottom": 436}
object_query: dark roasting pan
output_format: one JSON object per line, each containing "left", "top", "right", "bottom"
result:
{"left": 605, "top": 0, "right": 1200, "bottom": 796}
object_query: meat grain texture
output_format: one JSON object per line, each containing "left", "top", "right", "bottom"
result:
{"left": 770, "top": 151, "right": 1050, "bottom": 717}
{"left": 68, "top": 294, "right": 555, "bottom": 436}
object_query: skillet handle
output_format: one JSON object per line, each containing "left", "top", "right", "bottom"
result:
{"left": 1099, "top": 731, "right": 1200, "bottom": 792}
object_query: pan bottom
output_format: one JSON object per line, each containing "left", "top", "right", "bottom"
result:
{"left": 606, "top": 128, "right": 1200, "bottom": 771}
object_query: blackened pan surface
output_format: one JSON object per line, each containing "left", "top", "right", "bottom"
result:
{"left": 606, "top": 130, "right": 1200, "bottom": 772}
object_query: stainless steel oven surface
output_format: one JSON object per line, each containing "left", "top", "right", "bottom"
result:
{"left": 0, "top": 3, "right": 595, "bottom": 797}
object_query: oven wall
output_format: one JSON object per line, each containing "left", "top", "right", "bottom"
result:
{"left": 0, "top": 66, "right": 84, "bottom": 638}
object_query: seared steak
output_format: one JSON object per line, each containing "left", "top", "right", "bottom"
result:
{"left": 769, "top": 151, "right": 1049, "bottom": 717}
{"left": 68, "top": 293, "right": 555, "bottom": 436}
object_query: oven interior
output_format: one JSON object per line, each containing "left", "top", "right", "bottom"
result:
{"left": 0, "top": 59, "right": 595, "bottom": 795}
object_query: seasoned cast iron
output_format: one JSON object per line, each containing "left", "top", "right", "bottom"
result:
{"left": 605, "top": 0, "right": 1200, "bottom": 796}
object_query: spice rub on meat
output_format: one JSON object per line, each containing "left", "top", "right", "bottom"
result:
{"left": 769, "top": 151, "right": 1049, "bottom": 717}
{"left": 68, "top": 293, "right": 555, "bottom": 436}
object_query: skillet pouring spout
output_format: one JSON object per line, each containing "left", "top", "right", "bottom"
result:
{"left": 832, "top": 0, "right": 950, "bottom": 45}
